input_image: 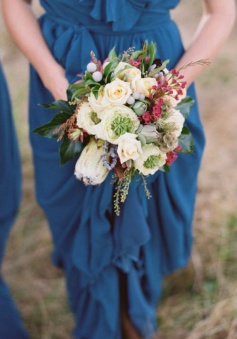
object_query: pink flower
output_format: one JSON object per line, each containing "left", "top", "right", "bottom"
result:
{"left": 142, "top": 112, "right": 152, "bottom": 124}
{"left": 175, "top": 145, "right": 182, "bottom": 152}
{"left": 166, "top": 151, "right": 178, "bottom": 166}
{"left": 130, "top": 59, "right": 141, "bottom": 67}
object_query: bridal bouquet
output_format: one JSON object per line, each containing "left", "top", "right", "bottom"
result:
{"left": 34, "top": 41, "right": 195, "bottom": 215}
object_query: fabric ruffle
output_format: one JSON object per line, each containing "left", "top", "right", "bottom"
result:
{"left": 79, "top": 0, "right": 148, "bottom": 31}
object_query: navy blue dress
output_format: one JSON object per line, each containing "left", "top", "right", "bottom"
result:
{"left": 29, "top": 0, "right": 205, "bottom": 338}
{"left": 0, "top": 64, "right": 29, "bottom": 338}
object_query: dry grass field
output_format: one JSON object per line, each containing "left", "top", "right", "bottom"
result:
{"left": 1, "top": 1, "right": 237, "bottom": 338}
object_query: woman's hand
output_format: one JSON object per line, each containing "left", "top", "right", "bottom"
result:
{"left": 41, "top": 63, "right": 69, "bottom": 101}
{"left": 2, "top": 0, "right": 68, "bottom": 100}
{"left": 175, "top": 0, "right": 236, "bottom": 87}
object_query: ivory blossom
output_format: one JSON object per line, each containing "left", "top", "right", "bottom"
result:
{"left": 101, "top": 78, "right": 132, "bottom": 107}
{"left": 117, "top": 133, "right": 143, "bottom": 164}
{"left": 132, "top": 77, "right": 157, "bottom": 97}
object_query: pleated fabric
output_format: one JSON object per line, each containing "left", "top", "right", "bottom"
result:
{"left": 0, "top": 64, "right": 29, "bottom": 338}
{"left": 29, "top": 0, "right": 206, "bottom": 337}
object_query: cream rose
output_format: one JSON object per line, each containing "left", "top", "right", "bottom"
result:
{"left": 132, "top": 77, "right": 157, "bottom": 97}
{"left": 117, "top": 133, "right": 143, "bottom": 164}
{"left": 114, "top": 62, "right": 141, "bottom": 83}
{"left": 134, "top": 144, "right": 167, "bottom": 176}
{"left": 88, "top": 92, "right": 105, "bottom": 115}
{"left": 100, "top": 105, "right": 140, "bottom": 144}
{"left": 164, "top": 109, "right": 185, "bottom": 137}
{"left": 76, "top": 102, "right": 100, "bottom": 135}
{"left": 101, "top": 78, "right": 132, "bottom": 107}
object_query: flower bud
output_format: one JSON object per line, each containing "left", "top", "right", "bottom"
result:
{"left": 140, "top": 125, "right": 159, "bottom": 143}
{"left": 132, "top": 91, "right": 140, "bottom": 100}
{"left": 127, "top": 96, "right": 135, "bottom": 105}
{"left": 92, "top": 71, "right": 103, "bottom": 82}
{"left": 132, "top": 100, "right": 148, "bottom": 116}
{"left": 87, "top": 62, "right": 97, "bottom": 73}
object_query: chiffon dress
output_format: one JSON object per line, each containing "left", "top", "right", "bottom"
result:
{"left": 29, "top": 0, "right": 205, "bottom": 338}
{"left": 0, "top": 64, "right": 29, "bottom": 338}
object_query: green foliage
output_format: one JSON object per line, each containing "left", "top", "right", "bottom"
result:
{"left": 59, "top": 137, "right": 83, "bottom": 165}
{"left": 108, "top": 46, "right": 117, "bottom": 61}
{"left": 33, "top": 112, "right": 71, "bottom": 138}
{"left": 178, "top": 130, "right": 194, "bottom": 154}
{"left": 177, "top": 96, "right": 195, "bottom": 118}
{"left": 40, "top": 100, "right": 75, "bottom": 114}
{"left": 148, "top": 59, "right": 170, "bottom": 77}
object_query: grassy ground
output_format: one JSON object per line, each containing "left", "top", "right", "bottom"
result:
{"left": 1, "top": 1, "right": 237, "bottom": 338}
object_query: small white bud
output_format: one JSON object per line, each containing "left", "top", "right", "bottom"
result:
{"left": 139, "top": 93, "right": 145, "bottom": 100}
{"left": 87, "top": 62, "right": 97, "bottom": 73}
{"left": 132, "top": 91, "right": 140, "bottom": 99}
{"left": 92, "top": 71, "right": 103, "bottom": 82}
{"left": 126, "top": 96, "right": 135, "bottom": 105}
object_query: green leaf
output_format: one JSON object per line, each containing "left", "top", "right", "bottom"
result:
{"left": 66, "top": 86, "right": 76, "bottom": 101}
{"left": 69, "top": 82, "right": 86, "bottom": 90}
{"left": 176, "top": 96, "right": 195, "bottom": 118}
{"left": 162, "top": 164, "right": 171, "bottom": 172}
{"left": 33, "top": 112, "right": 71, "bottom": 138}
{"left": 39, "top": 100, "right": 74, "bottom": 114}
{"left": 103, "top": 60, "right": 117, "bottom": 79}
{"left": 59, "top": 137, "right": 83, "bottom": 165}
{"left": 85, "top": 70, "right": 93, "bottom": 80}
{"left": 178, "top": 132, "right": 194, "bottom": 154}
{"left": 130, "top": 50, "right": 143, "bottom": 59}
{"left": 85, "top": 79, "right": 101, "bottom": 87}
{"left": 148, "top": 42, "right": 156, "bottom": 68}
{"left": 148, "top": 59, "right": 170, "bottom": 76}
{"left": 108, "top": 46, "right": 117, "bottom": 61}
{"left": 181, "top": 125, "right": 190, "bottom": 135}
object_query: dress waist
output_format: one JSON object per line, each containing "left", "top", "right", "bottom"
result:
{"left": 42, "top": 10, "right": 171, "bottom": 34}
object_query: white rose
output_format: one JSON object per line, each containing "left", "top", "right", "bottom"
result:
{"left": 88, "top": 92, "right": 104, "bottom": 115}
{"left": 76, "top": 102, "right": 101, "bottom": 135}
{"left": 114, "top": 62, "right": 141, "bottom": 83}
{"left": 101, "top": 78, "right": 132, "bottom": 107}
{"left": 134, "top": 144, "right": 167, "bottom": 176}
{"left": 164, "top": 109, "right": 185, "bottom": 137}
{"left": 117, "top": 133, "right": 143, "bottom": 164}
{"left": 100, "top": 105, "right": 140, "bottom": 144}
{"left": 132, "top": 77, "right": 157, "bottom": 97}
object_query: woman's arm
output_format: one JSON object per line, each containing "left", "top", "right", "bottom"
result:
{"left": 2, "top": 0, "right": 68, "bottom": 100}
{"left": 175, "top": 0, "right": 236, "bottom": 87}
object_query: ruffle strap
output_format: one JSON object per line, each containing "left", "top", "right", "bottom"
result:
{"left": 79, "top": 0, "right": 148, "bottom": 31}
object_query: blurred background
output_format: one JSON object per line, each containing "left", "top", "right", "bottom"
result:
{"left": 0, "top": 1, "right": 237, "bottom": 338}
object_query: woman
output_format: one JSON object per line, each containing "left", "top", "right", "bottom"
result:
{"left": 0, "top": 63, "right": 29, "bottom": 338}
{"left": 2, "top": 1, "right": 235, "bottom": 338}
